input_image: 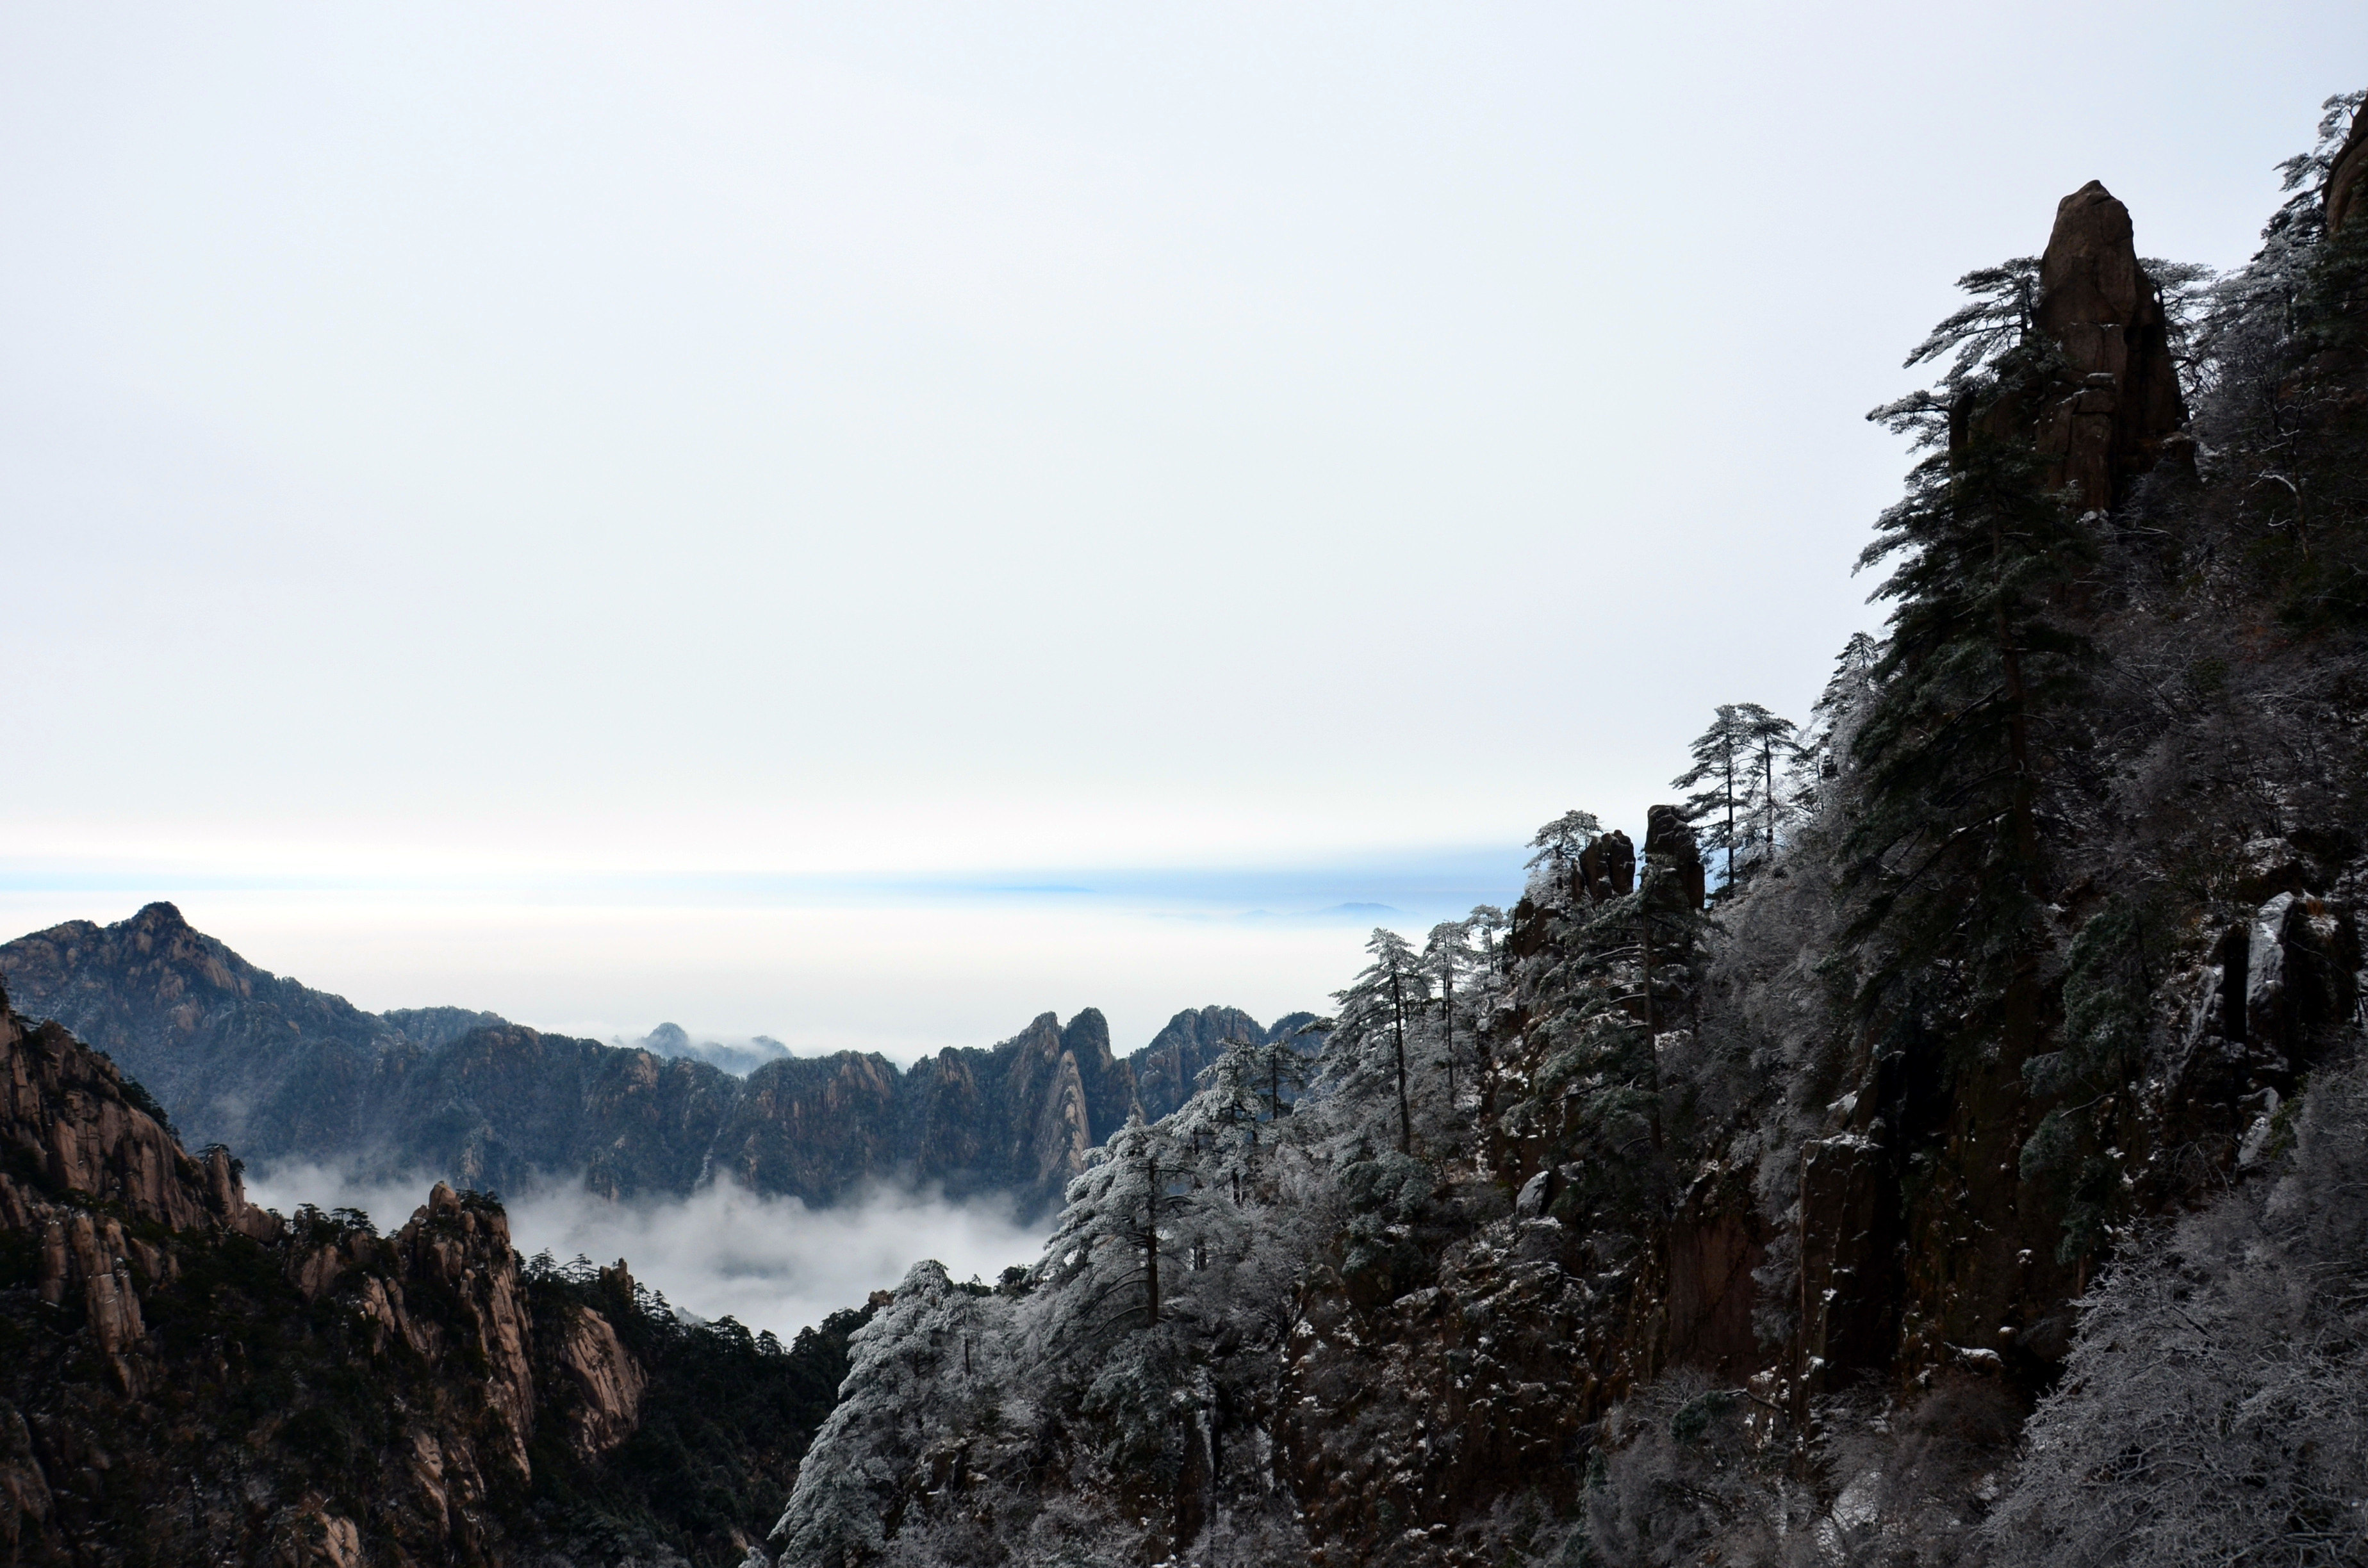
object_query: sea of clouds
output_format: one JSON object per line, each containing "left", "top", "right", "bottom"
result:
{"left": 247, "top": 1164, "right": 1049, "bottom": 1340}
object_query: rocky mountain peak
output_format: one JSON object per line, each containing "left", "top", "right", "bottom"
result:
{"left": 2028, "top": 179, "right": 2190, "bottom": 509}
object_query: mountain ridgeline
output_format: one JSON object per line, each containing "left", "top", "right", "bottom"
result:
{"left": 2, "top": 92, "right": 2366, "bottom": 1568}
{"left": 0, "top": 904, "right": 1315, "bottom": 1218}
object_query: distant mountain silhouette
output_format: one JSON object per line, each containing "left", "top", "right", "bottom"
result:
{"left": 0, "top": 902, "right": 1317, "bottom": 1217}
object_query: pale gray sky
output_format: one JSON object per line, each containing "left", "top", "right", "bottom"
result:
{"left": 4, "top": 3, "right": 2361, "bottom": 1050}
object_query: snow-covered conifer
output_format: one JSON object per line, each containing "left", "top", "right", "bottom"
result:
{"left": 1523, "top": 809, "right": 1602, "bottom": 908}
{"left": 1328, "top": 927, "right": 1427, "bottom": 1154}
{"left": 1032, "top": 1115, "right": 1192, "bottom": 1341}
{"left": 1673, "top": 703, "right": 1800, "bottom": 897}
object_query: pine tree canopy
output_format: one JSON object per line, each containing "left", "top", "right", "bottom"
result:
{"left": 1673, "top": 703, "right": 1800, "bottom": 897}
{"left": 1848, "top": 375, "right": 2098, "bottom": 1045}
{"left": 1525, "top": 810, "right": 1602, "bottom": 870}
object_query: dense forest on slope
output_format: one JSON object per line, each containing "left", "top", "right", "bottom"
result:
{"left": 0, "top": 903, "right": 1316, "bottom": 1218}
{"left": 746, "top": 93, "right": 2368, "bottom": 1568}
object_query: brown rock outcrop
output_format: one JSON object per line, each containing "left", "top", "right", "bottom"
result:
{"left": 0, "top": 1003, "right": 274, "bottom": 1241}
{"left": 1796, "top": 1132, "right": 1898, "bottom": 1394}
{"left": 1579, "top": 829, "right": 1636, "bottom": 902}
{"left": 2327, "top": 101, "right": 2368, "bottom": 235}
{"left": 1643, "top": 805, "right": 1707, "bottom": 913}
{"left": 2027, "top": 180, "right": 2190, "bottom": 510}
{"left": 390, "top": 1182, "right": 540, "bottom": 1476}
{"left": 0, "top": 1405, "right": 53, "bottom": 1556}
{"left": 0, "top": 986, "right": 862, "bottom": 1568}
{"left": 547, "top": 1298, "right": 648, "bottom": 1458}
{"left": 0, "top": 991, "right": 281, "bottom": 1398}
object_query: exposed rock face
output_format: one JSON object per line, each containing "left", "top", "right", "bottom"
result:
{"left": 0, "top": 1004, "right": 275, "bottom": 1240}
{"left": 2027, "top": 180, "right": 2191, "bottom": 509}
{"left": 392, "top": 1182, "right": 541, "bottom": 1473}
{"left": 1130, "top": 1006, "right": 1267, "bottom": 1121}
{"left": 545, "top": 1287, "right": 648, "bottom": 1458}
{"left": 2327, "top": 101, "right": 2368, "bottom": 235}
{"left": 1643, "top": 803, "right": 1707, "bottom": 912}
{"left": 0, "top": 984, "right": 867, "bottom": 1565}
{"left": 3, "top": 906, "right": 1302, "bottom": 1219}
{"left": 1796, "top": 1131, "right": 1897, "bottom": 1384}
{"left": 0, "top": 981, "right": 550, "bottom": 1556}
{"left": 1579, "top": 829, "right": 1636, "bottom": 901}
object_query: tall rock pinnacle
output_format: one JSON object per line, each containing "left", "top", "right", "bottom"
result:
{"left": 2029, "top": 180, "right": 2189, "bottom": 511}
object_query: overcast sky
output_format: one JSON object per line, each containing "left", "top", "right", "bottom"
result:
{"left": 4, "top": 3, "right": 2363, "bottom": 1049}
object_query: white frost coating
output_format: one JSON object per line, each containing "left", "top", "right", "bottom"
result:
{"left": 766, "top": 1259, "right": 1023, "bottom": 1566}
{"left": 2247, "top": 893, "right": 2298, "bottom": 1028}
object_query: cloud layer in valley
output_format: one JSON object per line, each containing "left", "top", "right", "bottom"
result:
{"left": 249, "top": 1164, "right": 1048, "bottom": 1340}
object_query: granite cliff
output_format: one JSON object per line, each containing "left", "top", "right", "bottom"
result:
{"left": 0, "top": 982, "right": 871, "bottom": 1565}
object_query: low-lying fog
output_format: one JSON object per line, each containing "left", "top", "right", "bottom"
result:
{"left": 249, "top": 1164, "right": 1048, "bottom": 1340}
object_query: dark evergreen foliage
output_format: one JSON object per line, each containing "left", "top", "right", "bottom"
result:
{"left": 518, "top": 1254, "right": 870, "bottom": 1562}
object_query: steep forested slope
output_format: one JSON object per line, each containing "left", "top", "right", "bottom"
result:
{"left": 746, "top": 92, "right": 2368, "bottom": 1568}
{"left": 0, "top": 904, "right": 1314, "bottom": 1217}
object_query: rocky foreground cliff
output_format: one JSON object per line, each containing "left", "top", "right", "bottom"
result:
{"left": 0, "top": 904, "right": 1313, "bottom": 1218}
{"left": 744, "top": 97, "right": 2368, "bottom": 1568}
{"left": 0, "top": 984, "right": 868, "bottom": 1567}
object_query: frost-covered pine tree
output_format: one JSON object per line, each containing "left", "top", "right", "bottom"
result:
{"left": 1249, "top": 1029, "right": 1315, "bottom": 1127}
{"left": 1851, "top": 264, "right": 2102, "bottom": 1055}
{"left": 1187, "top": 1034, "right": 1269, "bottom": 1149}
{"left": 1422, "top": 918, "right": 1477, "bottom": 1111}
{"left": 1032, "top": 1115, "right": 1192, "bottom": 1338}
{"left": 764, "top": 1258, "right": 1020, "bottom": 1568}
{"left": 1329, "top": 927, "right": 1428, "bottom": 1154}
{"left": 1524, "top": 808, "right": 1602, "bottom": 907}
{"left": 2195, "top": 91, "right": 2365, "bottom": 395}
{"left": 1673, "top": 703, "right": 1800, "bottom": 896}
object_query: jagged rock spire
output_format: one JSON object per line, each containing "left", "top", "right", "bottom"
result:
{"left": 2029, "top": 180, "right": 2189, "bottom": 511}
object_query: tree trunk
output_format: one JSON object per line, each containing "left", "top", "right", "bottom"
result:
{"left": 1390, "top": 972, "right": 1411, "bottom": 1154}
{"left": 1725, "top": 740, "right": 1738, "bottom": 892}
{"left": 1144, "top": 1154, "right": 1162, "bottom": 1325}
{"left": 1763, "top": 739, "right": 1778, "bottom": 866}
{"left": 1443, "top": 971, "right": 1456, "bottom": 1109}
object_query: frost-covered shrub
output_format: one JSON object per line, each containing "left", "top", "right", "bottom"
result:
{"left": 766, "top": 1259, "right": 1020, "bottom": 1568}
{"left": 1583, "top": 1371, "right": 1800, "bottom": 1567}
{"left": 1985, "top": 1055, "right": 2368, "bottom": 1566}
